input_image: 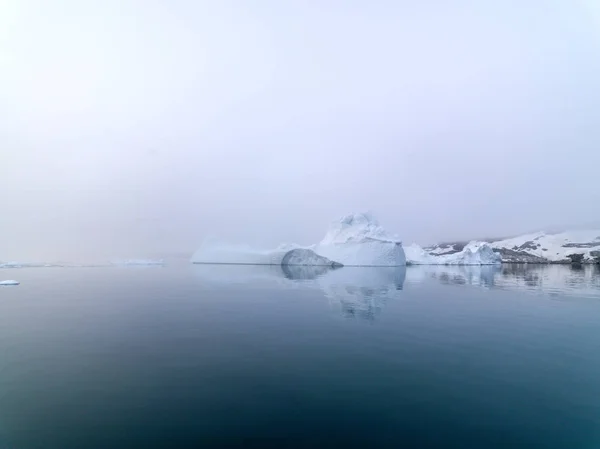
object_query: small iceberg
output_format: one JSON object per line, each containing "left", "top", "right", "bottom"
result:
{"left": 0, "top": 280, "right": 20, "bottom": 286}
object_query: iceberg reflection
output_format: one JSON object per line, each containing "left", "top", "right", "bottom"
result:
{"left": 406, "top": 264, "right": 600, "bottom": 298}
{"left": 191, "top": 264, "right": 406, "bottom": 320}
{"left": 318, "top": 267, "right": 406, "bottom": 321}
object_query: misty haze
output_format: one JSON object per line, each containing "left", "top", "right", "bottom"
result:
{"left": 2, "top": 1, "right": 600, "bottom": 448}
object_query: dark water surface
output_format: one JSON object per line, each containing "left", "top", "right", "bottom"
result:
{"left": 1, "top": 264, "right": 599, "bottom": 448}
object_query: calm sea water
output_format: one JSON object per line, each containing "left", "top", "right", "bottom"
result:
{"left": 1, "top": 263, "right": 599, "bottom": 448}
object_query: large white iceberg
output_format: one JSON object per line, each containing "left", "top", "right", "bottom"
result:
{"left": 313, "top": 213, "right": 406, "bottom": 267}
{"left": 406, "top": 241, "right": 501, "bottom": 265}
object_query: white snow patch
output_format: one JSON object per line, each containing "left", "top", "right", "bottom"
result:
{"left": 0, "top": 280, "right": 20, "bottom": 286}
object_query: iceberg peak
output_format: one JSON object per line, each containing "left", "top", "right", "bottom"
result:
{"left": 320, "top": 212, "right": 401, "bottom": 246}
{"left": 315, "top": 213, "right": 406, "bottom": 266}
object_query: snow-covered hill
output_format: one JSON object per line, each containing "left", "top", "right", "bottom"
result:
{"left": 427, "top": 230, "right": 600, "bottom": 264}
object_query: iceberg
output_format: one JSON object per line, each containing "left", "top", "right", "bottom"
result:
{"left": 189, "top": 212, "right": 507, "bottom": 267}
{"left": 313, "top": 213, "right": 407, "bottom": 266}
{"left": 443, "top": 242, "right": 502, "bottom": 265}
{"left": 406, "top": 241, "right": 501, "bottom": 265}
{"left": 0, "top": 280, "right": 20, "bottom": 286}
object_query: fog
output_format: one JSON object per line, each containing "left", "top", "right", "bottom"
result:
{"left": 2, "top": 0, "right": 600, "bottom": 261}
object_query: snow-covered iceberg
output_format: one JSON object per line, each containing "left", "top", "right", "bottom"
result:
{"left": 0, "top": 280, "right": 20, "bottom": 286}
{"left": 313, "top": 213, "right": 406, "bottom": 267}
{"left": 191, "top": 240, "right": 342, "bottom": 267}
{"left": 406, "top": 241, "right": 501, "bottom": 265}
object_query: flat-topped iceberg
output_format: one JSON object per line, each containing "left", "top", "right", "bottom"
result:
{"left": 313, "top": 213, "right": 406, "bottom": 267}
{"left": 191, "top": 240, "right": 342, "bottom": 267}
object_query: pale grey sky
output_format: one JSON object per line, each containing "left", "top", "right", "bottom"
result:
{"left": 2, "top": 0, "right": 600, "bottom": 260}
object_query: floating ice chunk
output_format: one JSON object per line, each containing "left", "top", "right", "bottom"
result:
{"left": 0, "top": 280, "right": 20, "bottom": 286}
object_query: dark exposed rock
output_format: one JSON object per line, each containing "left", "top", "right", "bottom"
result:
{"left": 517, "top": 240, "right": 541, "bottom": 251}
{"left": 567, "top": 253, "right": 585, "bottom": 265}
{"left": 562, "top": 242, "right": 600, "bottom": 249}
{"left": 494, "top": 248, "right": 549, "bottom": 263}
{"left": 281, "top": 248, "right": 343, "bottom": 267}
{"left": 425, "top": 241, "right": 467, "bottom": 255}
{"left": 434, "top": 247, "right": 463, "bottom": 256}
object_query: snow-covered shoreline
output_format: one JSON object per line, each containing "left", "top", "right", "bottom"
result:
{"left": 427, "top": 229, "right": 600, "bottom": 264}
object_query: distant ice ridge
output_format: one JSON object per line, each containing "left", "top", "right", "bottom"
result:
{"left": 0, "top": 262, "right": 55, "bottom": 268}
{"left": 0, "top": 260, "right": 165, "bottom": 268}
{"left": 191, "top": 240, "right": 342, "bottom": 267}
{"left": 313, "top": 212, "right": 406, "bottom": 267}
{"left": 0, "top": 280, "right": 19, "bottom": 286}
{"left": 110, "top": 259, "right": 165, "bottom": 266}
{"left": 405, "top": 242, "right": 501, "bottom": 265}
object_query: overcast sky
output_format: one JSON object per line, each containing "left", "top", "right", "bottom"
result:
{"left": 2, "top": 0, "right": 600, "bottom": 260}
